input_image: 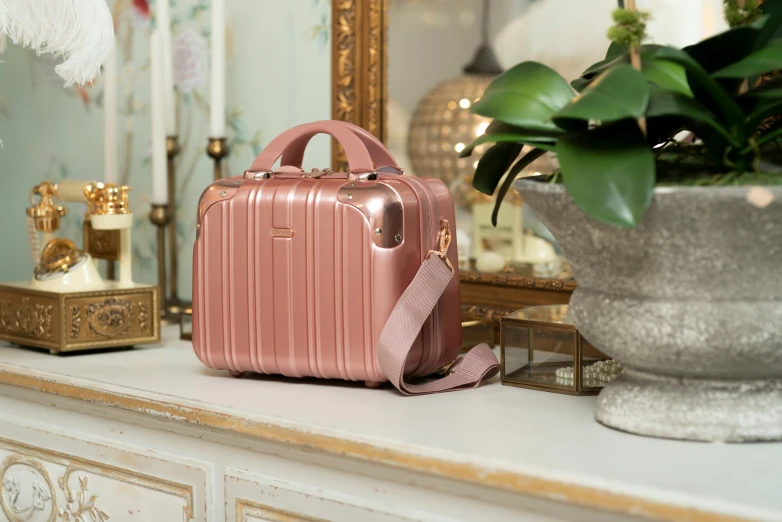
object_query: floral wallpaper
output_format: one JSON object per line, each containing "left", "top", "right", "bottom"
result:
{"left": 0, "top": 0, "right": 332, "bottom": 299}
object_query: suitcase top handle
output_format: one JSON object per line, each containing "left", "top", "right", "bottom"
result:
{"left": 280, "top": 121, "right": 401, "bottom": 174}
{"left": 248, "top": 120, "right": 401, "bottom": 175}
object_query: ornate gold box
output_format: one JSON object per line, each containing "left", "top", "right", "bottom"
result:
{"left": 0, "top": 282, "right": 159, "bottom": 354}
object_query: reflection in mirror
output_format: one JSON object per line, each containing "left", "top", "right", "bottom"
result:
{"left": 389, "top": 0, "right": 727, "bottom": 279}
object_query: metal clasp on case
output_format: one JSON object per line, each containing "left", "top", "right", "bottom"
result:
{"left": 304, "top": 168, "right": 333, "bottom": 178}
{"left": 377, "top": 165, "right": 404, "bottom": 174}
{"left": 346, "top": 166, "right": 403, "bottom": 182}
{"left": 244, "top": 170, "right": 272, "bottom": 180}
{"left": 347, "top": 171, "right": 378, "bottom": 181}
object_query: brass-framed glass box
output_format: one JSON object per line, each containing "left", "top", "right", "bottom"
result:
{"left": 500, "top": 305, "right": 621, "bottom": 395}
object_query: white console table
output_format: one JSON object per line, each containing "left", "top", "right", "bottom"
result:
{"left": 0, "top": 327, "right": 779, "bottom": 522}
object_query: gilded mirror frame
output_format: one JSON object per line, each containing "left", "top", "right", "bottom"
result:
{"left": 329, "top": 0, "right": 574, "bottom": 333}
{"left": 330, "top": 0, "right": 387, "bottom": 171}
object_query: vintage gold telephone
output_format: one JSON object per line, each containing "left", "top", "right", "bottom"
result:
{"left": 0, "top": 180, "right": 159, "bottom": 353}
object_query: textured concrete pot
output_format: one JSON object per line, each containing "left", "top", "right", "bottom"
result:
{"left": 515, "top": 178, "right": 782, "bottom": 442}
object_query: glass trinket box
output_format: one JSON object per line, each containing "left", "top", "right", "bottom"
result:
{"left": 500, "top": 304, "right": 622, "bottom": 395}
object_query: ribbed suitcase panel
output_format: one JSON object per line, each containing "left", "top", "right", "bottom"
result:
{"left": 312, "top": 182, "right": 340, "bottom": 379}
{"left": 289, "top": 182, "right": 314, "bottom": 377}
{"left": 245, "top": 185, "right": 261, "bottom": 373}
{"left": 255, "top": 183, "right": 278, "bottom": 374}
{"left": 343, "top": 204, "right": 370, "bottom": 381}
{"left": 270, "top": 181, "right": 296, "bottom": 377}
{"left": 194, "top": 177, "right": 437, "bottom": 383}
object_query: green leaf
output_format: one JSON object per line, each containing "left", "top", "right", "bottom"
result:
{"left": 605, "top": 41, "right": 626, "bottom": 59}
{"left": 746, "top": 98, "right": 782, "bottom": 131}
{"left": 472, "top": 92, "right": 565, "bottom": 132}
{"left": 744, "top": 75, "right": 782, "bottom": 98}
{"left": 682, "top": 24, "right": 762, "bottom": 104}
{"left": 757, "top": 0, "right": 782, "bottom": 48}
{"left": 554, "top": 64, "right": 650, "bottom": 124}
{"left": 471, "top": 62, "right": 574, "bottom": 131}
{"left": 756, "top": 122, "right": 782, "bottom": 147}
{"left": 642, "top": 59, "right": 693, "bottom": 97}
{"left": 482, "top": 120, "right": 569, "bottom": 138}
{"left": 579, "top": 44, "right": 661, "bottom": 79}
{"left": 746, "top": 83, "right": 782, "bottom": 101}
{"left": 580, "top": 54, "right": 625, "bottom": 79}
{"left": 684, "top": 24, "right": 762, "bottom": 73}
{"left": 558, "top": 121, "right": 655, "bottom": 228}
{"left": 491, "top": 148, "right": 547, "bottom": 226}
{"left": 654, "top": 46, "right": 746, "bottom": 125}
{"left": 645, "top": 86, "right": 737, "bottom": 146}
{"left": 714, "top": 40, "right": 782, "bottom": 78}
{"left": 570, "top": 77, "right": 590, "bottom": 93}
{"left": 574, "top": 45, "right": 687, "bottom": 94}
{"left": 471, "top": 142, "right": 523, "bottom": 195}
{"left": 460, "top": 130, "right": 556, "bottom": 157}
{"left": 464, "top": 122, "right": 563, "bottom": 153}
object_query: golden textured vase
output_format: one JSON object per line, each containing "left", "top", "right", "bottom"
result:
{"left": 407, "top": 74, "right": 494, "bottom": 206}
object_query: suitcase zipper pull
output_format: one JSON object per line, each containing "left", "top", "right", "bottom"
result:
{"left": 425, "top": 219, "right": 454, "bottom": 276}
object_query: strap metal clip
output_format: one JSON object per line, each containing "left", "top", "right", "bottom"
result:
{"left": 426, "top": 219, "right": 454, "bottom": 276}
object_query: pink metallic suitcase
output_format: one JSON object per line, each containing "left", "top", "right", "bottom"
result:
{"left": 192, "top": 121, "right": 498, "bottom": 394}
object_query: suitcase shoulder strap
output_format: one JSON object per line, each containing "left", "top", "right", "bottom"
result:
{"left": 377, "top": 254, "right": 500, "bottom": 395}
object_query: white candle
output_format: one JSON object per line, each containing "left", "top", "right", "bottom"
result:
{"left": 103, "top": 47, "right": 118, "bottom": 184}
{"left": 210, "top": 0, "right": 226, "bottom": 137}
{"left": 156, "top": 0, "right": 176, "bottom": 136}
{"left": 150, "top": 30, "right": 168, "bottom": 205}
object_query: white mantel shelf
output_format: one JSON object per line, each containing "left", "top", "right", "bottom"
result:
{"left": 0, "top": 327, "right": 780, "bottom": 522}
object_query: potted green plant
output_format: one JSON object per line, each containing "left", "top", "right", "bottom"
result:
{"left": 461, "top": 0, "right": 782, "bottom": 442}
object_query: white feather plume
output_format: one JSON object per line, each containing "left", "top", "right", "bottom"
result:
{"left": 0, "top": 0, "right": 114, "bottom": 86}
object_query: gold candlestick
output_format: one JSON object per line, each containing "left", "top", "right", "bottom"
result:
{"left": 165, "top": 136, "right": 184, "bottom": 319}
{"left": 206, "top": 137, "right": 229, "bottom": 181}
{"left": 149, "top": 203, "right": 176, "bottom": 324}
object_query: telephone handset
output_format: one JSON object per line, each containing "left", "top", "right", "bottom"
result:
{"left": 0, "top": 180, "right": 158, "bottom": 353}
{"left": 26, "top": 180, "right": 133, "bottom": 292}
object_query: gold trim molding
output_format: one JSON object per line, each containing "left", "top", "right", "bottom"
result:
{"left": 0, "top": 437, "right": 194, "bottom": 522}
{"left": 331, "top": 0, "right": 387, "bottom": 171}
{"left": 0, "top": 369, "right": 752, "bottom": 522}
{"left": 460, "top": 272, "right": 577, "bottom": 292}
{"left": 236, "top": 499, "right": 327, "bottom": 522}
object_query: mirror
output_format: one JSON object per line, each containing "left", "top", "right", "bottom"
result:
{"left": 388, "top": 0, "right": 571, "bottom": 283}
{"left": 387, "top": 0, "right": 728, "bottom": 284}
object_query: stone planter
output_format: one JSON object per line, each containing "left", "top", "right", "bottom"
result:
{"left": 515, "top": 178, "right": 782, "bottom": 442}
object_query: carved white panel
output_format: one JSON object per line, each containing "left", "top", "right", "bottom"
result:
{"left": 225, "top": 468, "right": 428, "bottom": 522}
{"left": 0, "top": 416, "right": 211, "bottom": 522}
